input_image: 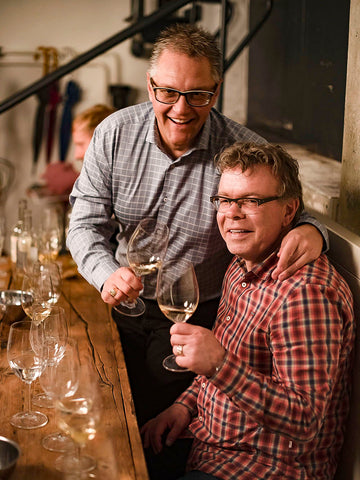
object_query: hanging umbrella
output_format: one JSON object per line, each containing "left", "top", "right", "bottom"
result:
{"left": 32, "top": 85, "right": 50, "bottom": 171}
{"left": 59, "top": 80, "right": 81, "bottom": 162}
{"left": 45, "top": 48, "right": 62, "bottom": 164}
{"left": 32, "top": 47, "right": 51, "bottom": 172}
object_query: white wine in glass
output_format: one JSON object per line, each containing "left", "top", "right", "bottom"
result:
{"left": 157, "top": 259, "right": 199, "bottom": 372}
{"left": 115, "top": 217, "right": 169, "bottom": 317}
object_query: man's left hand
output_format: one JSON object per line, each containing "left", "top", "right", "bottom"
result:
{"left": 272, "top": 224, "right": 323, "bottom": 281}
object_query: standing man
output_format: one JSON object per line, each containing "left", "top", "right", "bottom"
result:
{"left": 142, "top": 142, "right": 355, "bottom": 480}
{"left": 67, "top": 24, "right": 328, "bottom": 425}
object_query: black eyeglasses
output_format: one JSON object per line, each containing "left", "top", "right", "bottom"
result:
{"left": 210, "top": 195, "right": 283, "bottom": 214}
{"left": 150, "top": 78, "right": 217, "bottom": 107}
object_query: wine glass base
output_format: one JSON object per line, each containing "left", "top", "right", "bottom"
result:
{"left": 32, "top": 393, "right": 54, "bottom": 408}
{"left": 163, "top": 354, "right": 189, "bottom": 372}
{"left": 42, "top": 431, "right": 74, "bottom": 452}
{"left": 10, "top": 410, "right": 48, "bottom": 429}
{"left": 55, "top": 453, "right": 96, "bottom": 473}
{"left": 114, "top": 298, "right": 146, "bottom": 317}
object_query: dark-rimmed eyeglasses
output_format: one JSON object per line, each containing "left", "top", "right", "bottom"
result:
{"left": 210, "top": 195, "right": 283, "bottom": 214}
{"left": 150, "top": 78, "right": 216, "bottom": 107}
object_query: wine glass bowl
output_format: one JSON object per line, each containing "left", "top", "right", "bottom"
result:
{"left": 157, "top": 260, "right": 199, "bottom": 372}
{"left": 115, "top": 218, "right": 169, "bottom": 317}
{"left": 21, "top": 261, "right": 62, "bottom": 319}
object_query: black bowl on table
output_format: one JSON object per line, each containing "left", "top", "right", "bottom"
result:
{"left": 0, "top": 290, "right": 29, "bottom": 324}
{"left": 0, "top": 436, "right": 20, "bottom": 479}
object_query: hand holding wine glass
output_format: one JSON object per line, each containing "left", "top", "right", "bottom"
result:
{"left": 7, "top": 320, "right": 48, "bottom": 429}
{"left": 156, "top": 259, "right": 199, "bottom": 372}
{"left": 114, "top": 217, "right": 169, "bottom": 317}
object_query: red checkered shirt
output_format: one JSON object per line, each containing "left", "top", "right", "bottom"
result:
{"left": 176, "top": 252, "right": 355, "bottom": 480}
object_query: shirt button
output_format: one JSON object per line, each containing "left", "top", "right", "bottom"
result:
{"left": 241, "top": 282, "right": 247, "bottom": 288}
{"left": 199, "top": 416, "right": 203, "bottom": 422}
{"left": 202, "top": 383, "right": 206, "bottom": 389}
{"left": 226, "top": 316, "right": 231, "bottom": 322}
{"left": 163, "top": 197, "right": 168, "bottom": 203}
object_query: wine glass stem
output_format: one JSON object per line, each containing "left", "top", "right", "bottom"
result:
{"left": 26, "top": 382, "right": 31, "bottom": 412}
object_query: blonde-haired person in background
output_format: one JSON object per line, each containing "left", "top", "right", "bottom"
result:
{"left": 41, "top": 104, "right": 115, "bottom": 196}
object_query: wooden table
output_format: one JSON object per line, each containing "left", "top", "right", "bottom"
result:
{"left": 0, "top": 256, "right": 149, "bottom": 479}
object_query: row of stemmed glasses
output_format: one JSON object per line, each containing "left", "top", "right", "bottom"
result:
{"left": 7, "top": 306, "right": 100, "bottom": 475}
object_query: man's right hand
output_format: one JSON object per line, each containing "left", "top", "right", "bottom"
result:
{"left": 101, "top": 267, "right": 143, "bottom": 306}
{"left": 141, "top": 404, "right": 191, "bottom": 454}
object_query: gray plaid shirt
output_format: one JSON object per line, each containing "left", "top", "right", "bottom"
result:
{"left": 67, "top": 102, "right": 327, "bottom": 301}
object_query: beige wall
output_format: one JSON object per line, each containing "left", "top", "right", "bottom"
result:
{"left": 0, "top": 0, "right": 249, "bottom": 249}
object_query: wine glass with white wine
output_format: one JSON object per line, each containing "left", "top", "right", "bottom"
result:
{"left": 55, "top": 360, "right": 101, "bottom": 474}
{"left": 156, "top": 259, "right": 199, "bottom": 372}
{"left": 114, "top": 217, "right": 169, "bottom": 317}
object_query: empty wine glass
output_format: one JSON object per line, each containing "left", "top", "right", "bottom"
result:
{"left": 114, "top": 217, "right": 169, "bottom": 317}
{"left": 31, "top": 305, "right": 68, "bottom": 408}
{"left": 55, "top": 360, "right": 101, "bottom": 474}
{"left": 40, "top": 337, "right": 80, "bottom": 452}
{"left": 7, "top": 320, "right": 48, "bottom": 429}
{"left": 157, "top": 259, "right": 199, "bottom": 372}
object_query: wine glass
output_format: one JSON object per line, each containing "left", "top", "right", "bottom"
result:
{"left": 156, "top": 259, "right": 199, "bottom": 372}
{"left": 55, "top": 361, "right": 101, "bottom": 474}
{"left": 21, "top": 261, "right": 61, "bottom": 319}
{"left": 38, "top": 206, "right": 62, "bottom": 262}
{"left": 31, "top": 305, "right": 68, "bottom": 408}
{"left": 114, "top": 217, "right": 169, "bottom": 317}
{"left": 7, "top": 320, "right": 48, "bottom": 429}
{"left": 40, "top": 337, "right": 80, "bottom": 452}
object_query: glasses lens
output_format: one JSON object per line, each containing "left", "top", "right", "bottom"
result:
{"left": 155, "top": 88, "right": 179, "bottom": 104}
{"left": 187, "top": 92, "right": 212, "bottom": 106}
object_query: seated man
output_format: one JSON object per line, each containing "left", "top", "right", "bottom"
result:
{"left": 141, "top": 142, "right": 355, "bottom": 480}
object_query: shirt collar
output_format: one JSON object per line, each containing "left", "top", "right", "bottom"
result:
{"left": 145, "top": 109, "right": 212, "bottom": 156}
{"left": 236, "top": 250, "right": 280, "bottom": 281}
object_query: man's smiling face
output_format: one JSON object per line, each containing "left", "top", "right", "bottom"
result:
{"left": 216, "top": 165, "right": 298, "bottom": 270}
{"left": 147, "top": 49, "right": 219, "bottom": 159}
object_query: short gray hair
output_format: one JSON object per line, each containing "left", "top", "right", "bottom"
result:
{"left": 148, "top": 23, "right": 223, "bottom": 84}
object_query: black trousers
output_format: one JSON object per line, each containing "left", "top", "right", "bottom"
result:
{"left": 112, "top": 297, "right": 219, "bottom": 426}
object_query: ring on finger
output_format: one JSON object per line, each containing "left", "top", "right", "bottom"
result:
{"left": 176, "top": 344, "right": 184, "bottom": 356}
{"left": 109, "top": 288, "right": 117, "bottom": 298}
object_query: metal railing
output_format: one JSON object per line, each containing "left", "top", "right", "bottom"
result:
{"left": 0, "top": 0, "right": 273, "bottom": 114}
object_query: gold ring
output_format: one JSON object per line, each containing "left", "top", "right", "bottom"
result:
{"left": 109, "top": 288, "right": 117, "bottom": 297}
{"left": 176, "top": 345, "right": 184, "bottom": 356}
